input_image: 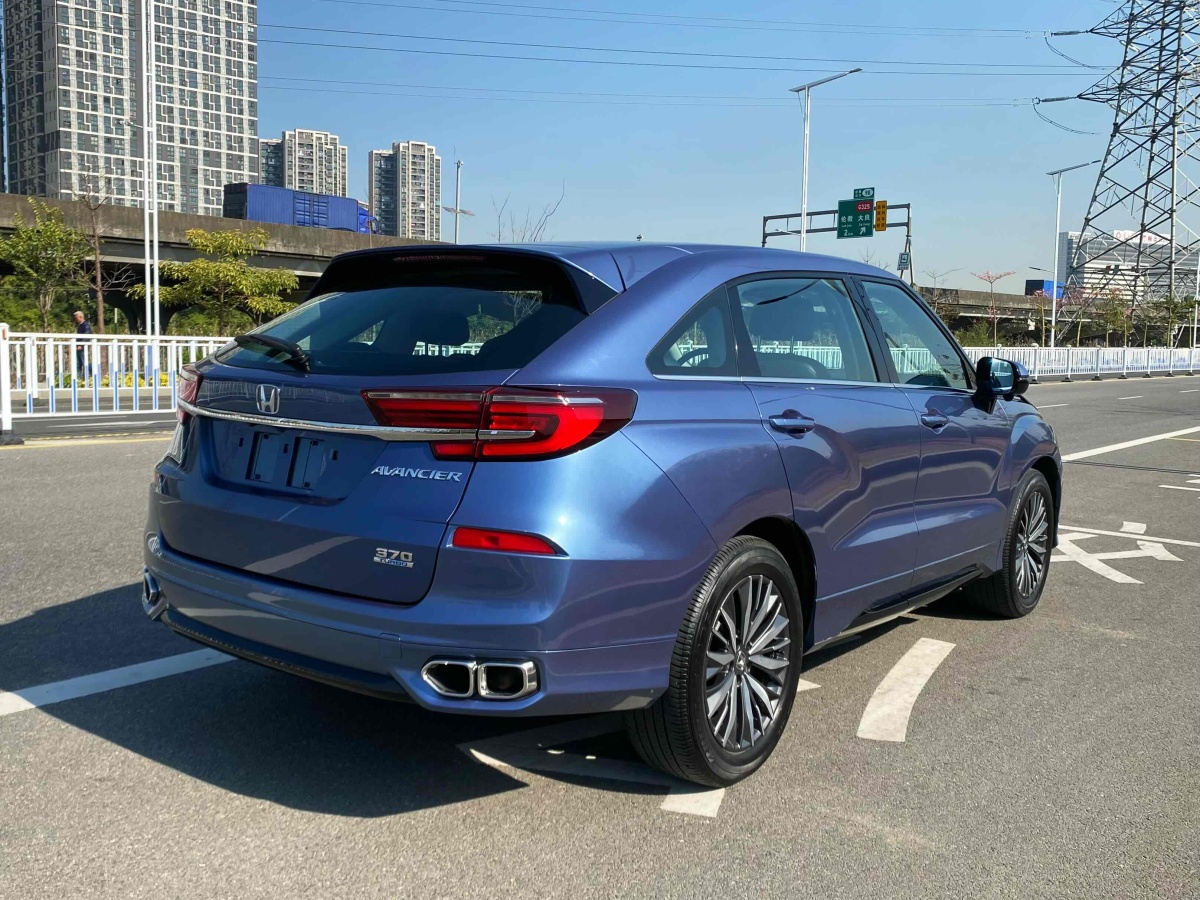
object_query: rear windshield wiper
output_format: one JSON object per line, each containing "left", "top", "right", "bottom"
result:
{"left": 233, "top": 333, "right": 311, "bottom": 372}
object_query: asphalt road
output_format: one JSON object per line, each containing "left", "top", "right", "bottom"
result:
{"left": 0, "top": 377, "right": 1197, "bottom": 900}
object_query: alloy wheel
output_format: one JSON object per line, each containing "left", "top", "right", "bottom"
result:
{"left": 705, "top": 574, "right": 792, "bottom": 751}
{"left": 1013, "top": 490, "right": 1050, "bottom": 598}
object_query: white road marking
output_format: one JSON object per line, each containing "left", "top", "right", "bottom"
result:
{"left": 1061, "top": 426, "right": 1200, "bottom": 461}
{"left": 1117, "top": 396, "right": 1143, "bottom": 401}
{"left": 1053, "top": 532, "right": 1182, "bottom": 584}
{"left": 660, "top": 785, "right": 727, "bottom": 818}
{"left": 1160, "top": 485, "right": 1200, "bottom": 493}
{"left": 1038, "top": 403, "right": 1070, "bottom": 409}
{"left": 0, "top": 650, "right": 233, "bottom": 717}
{"left": 459, "top": 679, "right": 819, "bottom": 817}
{"left": 1120, "top": 522, "right": 1148, "bottom": 534}
{"left": 1059, "top": 525, "right": 1200, "bottom": 549}
{"left": 1180, "top": 389, "right": 1199, "bottom": 393}
{"left": 857, "top": 639, "right": 954, "bottom": 743}
{"left": 0, "top": 435, "right": 171, "bottom": 451}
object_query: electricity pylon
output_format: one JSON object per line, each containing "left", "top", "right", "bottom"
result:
{"left": 1050, "top": 1, "right": 1200, "bottom": 331}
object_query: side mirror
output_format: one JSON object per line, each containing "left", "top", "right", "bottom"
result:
{"left": 975, "top": 357, "right": 1029, "bottom": 401}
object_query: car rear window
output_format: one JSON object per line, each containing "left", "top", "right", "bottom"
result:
{"left": 215, "top": 253, "right": 594, "bottom": 376}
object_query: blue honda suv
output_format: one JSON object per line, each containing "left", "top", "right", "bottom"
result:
{"left": 144, "top": 243, "right": 1060, "bottom": 786}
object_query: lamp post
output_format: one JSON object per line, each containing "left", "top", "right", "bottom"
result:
{"left": 441, "top": 160, "right": 475, "bottom": 244}
{"left": 1047, "top": 159, "right": 1101, "bottom": 347}
{"left": 790, "top": 68, "right": 861, "bottom": 253}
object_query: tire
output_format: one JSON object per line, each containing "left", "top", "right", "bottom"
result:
{"left": 625, "top": 536, "right": 805, "bottom": 787}
{"left": 963, "top": 469, "right": 1054, "bottom": 618}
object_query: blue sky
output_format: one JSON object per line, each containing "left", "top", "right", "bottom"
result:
{"left": 257, "top": 0, "right": 1120, "bottom": 291}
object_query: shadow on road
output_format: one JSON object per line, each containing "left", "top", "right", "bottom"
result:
{"left": 0, "top": 583, "right": 660, "bottom": 817}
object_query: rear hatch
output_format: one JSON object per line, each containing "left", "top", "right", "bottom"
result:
{"left": 159, "top": 250, "right": 608, "bottom": 603}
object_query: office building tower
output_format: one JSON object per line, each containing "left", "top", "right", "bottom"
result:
{"left": 3, "top": 0, "right": 259, "bottom": 215}
{"left": 367, "top": 140, "right": 441, "bottom": 239}
{"left": 259, "top": 128, "right": 348, "bottom": 197}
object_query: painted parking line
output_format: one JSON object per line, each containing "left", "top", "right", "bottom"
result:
{"left": 1160, "top": 485, "right": 1200, "bottom": 493}
{"left": 1181, "top": 389, "right": 1200, "bottom": 393}
{"left": 1038, "top": 404, "right": 1069, "bottom": 409}
{"left": 1061, "top": 426, "right": 1200, "bottom": 461}
{"left": 1117, "top": 396, "right": 1143, "bottom": 401}
{"left": 460, "top": 680, "right": 820, "bottom": 818}
{"left": 857, "top": 639, "right": 954, "bottom": 743}
{"left": 0, "top": 650, "right": 233, "bottom": 718}
{"left": 1121, "top": 522, "right": 1148, "bottom": 534}
{"left": 0, "top": 435, "right": 172, "bottom": 450}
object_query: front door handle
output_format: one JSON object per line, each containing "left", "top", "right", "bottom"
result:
{"left": 920, "top": 413, "right": 949, "bottom": 430}
{"left": 768, "top": 412, "right": 816, "bottom": 435}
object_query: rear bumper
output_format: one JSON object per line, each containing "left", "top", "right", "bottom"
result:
{"left": 144, "top": 547, "right": 674, "bottom": 717}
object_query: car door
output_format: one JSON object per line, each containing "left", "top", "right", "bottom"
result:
{"left": 856, "top": 278, "right": 1011, "bottom": 588}
{"left": 730, "top": 274, "right": 924, "bottom": 644}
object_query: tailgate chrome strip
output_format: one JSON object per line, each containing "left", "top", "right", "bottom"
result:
{"left": 177, "top": 399, "right": 476, "bottom": 442}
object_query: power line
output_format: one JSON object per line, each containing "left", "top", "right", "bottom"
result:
{"left": 306, "top": 0, "right": 1041, "bottom": 37}
{"left": 260, "top": 22, "right": 1086, "bottom": 69}
{"left": 259, "top": 75, "right": 1035, "bottom": 107}
{"left": 258, "top": 36, "right": 1100, "bottom": 76}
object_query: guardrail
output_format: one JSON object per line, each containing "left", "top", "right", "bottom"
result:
{"left": 2, "top": 326, "right": 1198, "bottom": 430}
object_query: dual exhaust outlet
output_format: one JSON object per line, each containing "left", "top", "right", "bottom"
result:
{"left": 421, "top": 659, "right": 539, "bottom": 701}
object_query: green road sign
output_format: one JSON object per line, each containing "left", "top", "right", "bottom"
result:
{"left": 837, "top": 199, "right": 875, "bottom": 239}
{"left": 853, "top": 187, "right": 875, "bottom": 200}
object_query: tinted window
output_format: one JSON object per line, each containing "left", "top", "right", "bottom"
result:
{"left": 216, "top": 254, "right": 588, "bottom": 376}
{"left": 860, "top": 280, "right": 970, "bottom": 390}
{"left": 649, "top": 287, "right": 737, "bottom": 376}
{"left": 732, "top": 277, "right": 876, "bottom": 382}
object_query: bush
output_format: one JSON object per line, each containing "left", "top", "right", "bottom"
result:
{"left": 954, "top": 321, "right": 994, "bottom": 347}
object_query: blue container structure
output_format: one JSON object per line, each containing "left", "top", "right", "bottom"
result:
{"left": 223, "top": 183, "right": 370, "bottom": 233}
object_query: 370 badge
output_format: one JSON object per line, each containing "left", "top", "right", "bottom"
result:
{"left": 374, "top": 547, "right": 415, "bottom": 569}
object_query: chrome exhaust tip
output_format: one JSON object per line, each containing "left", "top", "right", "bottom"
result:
{"left": 141, "top": 570, "right": 167, "bottom": 620}
{"left": 478, "top": 661, "right": 539, "bottom": 701}
{"left": 421, "top": 660, "right": 478, "bottom": 698}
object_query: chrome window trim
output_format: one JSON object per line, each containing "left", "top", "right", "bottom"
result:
{"left": 651, "top": 374, "right": 898, "bottom": 389}
{"left": 178, "top": 398, "right": 477, "bottom": 442}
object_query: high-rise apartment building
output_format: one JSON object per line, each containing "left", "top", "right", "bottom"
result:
{"left": 367, "top": 140, "right": 441, "bottom": 240}
{"left": 259, "top": 129, "right": 348, "bottom": 197}
{"left": 3, "top": 0, "right": 259, "bottom": 216}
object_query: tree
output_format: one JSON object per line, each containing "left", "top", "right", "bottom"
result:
{"left": 920, "top": 268, "right": 960, "bottom": 324}
{"left": 1096, "top": 290, "right": 1132, "bottom": 346}
{"left": 492, "top": 186, "right": 565, "bottom": 243}
{"left": 72, "top": 175, "right": 138, "bottom": 334}
{"left": 0, "top": 200, "right": 90, "bottom": 331}
{"left": 1153, "top": 293, "right": 1192, "bottom": 347}
{"left": 134, "top": 228, "right": 299, "bottom": 337}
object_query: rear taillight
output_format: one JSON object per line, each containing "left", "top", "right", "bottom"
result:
{"left": 362, "top": 387, "right": 636, "bottom": 461}
{"left": 452, "top": 527, "right": 559, "bottom": 555}
{"left": 177, "top": 365, "right": 202, "bottom": 423}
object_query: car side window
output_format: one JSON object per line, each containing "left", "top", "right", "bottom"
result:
{"left": 648, "top": 287, "right": 737, "bottom": 376}
{"left": 859, "top": 280, "right": 971, "bottom": 390}
{"left": 731, "top": 277, "right": 877, "bottom": 383}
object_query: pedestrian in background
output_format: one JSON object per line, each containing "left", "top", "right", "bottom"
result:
{"left": 73, "top": 310, "right": 93, "bottom": 379}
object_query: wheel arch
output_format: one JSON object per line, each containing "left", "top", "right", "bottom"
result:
{"left": 735, "top": 516, "right": 817, "bottom": 649}
{"left": 1029, "top": 455, "right": 1062, "bottom": 547}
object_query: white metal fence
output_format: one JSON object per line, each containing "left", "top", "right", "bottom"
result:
{"left": 2, "top": 325, "right": 1199, "bottom": 432}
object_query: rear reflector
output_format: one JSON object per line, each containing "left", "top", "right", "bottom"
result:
{"left": 177, "top": 365, "right": 202, "bottom": 423}
{"left": 452, "top": 527, "right": 559, "bottom": 555}
{"left": 362, "top": 386, "right": 636, "bottom": 461}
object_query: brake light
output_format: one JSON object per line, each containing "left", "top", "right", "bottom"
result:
{"left": 452, "top": 526, "right": 559, "bottom": 555}
{"left": 177, "top": 365, "right": 202, "bottom": 423}
{"left": 362, "top": 387, "right": 636, "bottom": 461}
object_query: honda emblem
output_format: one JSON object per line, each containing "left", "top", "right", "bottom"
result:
{"left": 256, "top": 384, "right": 281, "bottom": 415}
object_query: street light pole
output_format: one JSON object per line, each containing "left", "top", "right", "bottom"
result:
{"left": 790, "top": 68, "right": 861, "bottom": 254}
{"left": 441, "top": 160, "right": 475, "bottom": 245}
{"left": 1047, "top": 159, "right": 1101, "bottom": 348}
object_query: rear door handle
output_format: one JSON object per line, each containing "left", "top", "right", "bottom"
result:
{"left": 768, "top": 412, "right": 816, "bottom": 435}
{"left": 920, "top": 413, "right": 949, "bottom": 430}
